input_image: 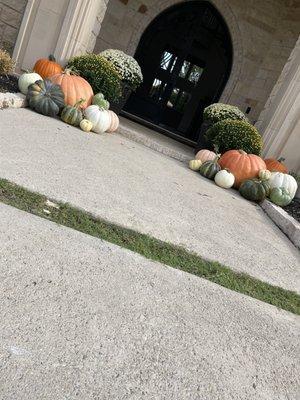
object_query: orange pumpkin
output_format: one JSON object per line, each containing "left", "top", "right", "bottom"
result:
{"left": 33, "top": 55, "right": 62, "bottom": 79}
{"left": 107, "top": 110, "right": 119, "bottom": 133}
{"left": 219, "top": 150, "right": 266, "bottom": 188}
{"left": 195, "top": 149, "right": 217, "bottom": 163}
{"left": 264, "top": 157, "right": 288, "bottom": 173}
{"left": 50, "top": 69, "right": 93, "bottom": 109}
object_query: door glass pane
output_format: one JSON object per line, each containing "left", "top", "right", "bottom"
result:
{"left": 149, "top": 78, "right": 167, "bottom": 101}
{"left": 167, "top": 88, "right": 191, "bottom": 113}
{"left": 160, "top": 51, "right": 176, "bottom": 72}
{"left": 188, "top": 65, "right": 204, "bottom": 84}
{"left": 179, "top": 60, "right": 191, "bottom": 78}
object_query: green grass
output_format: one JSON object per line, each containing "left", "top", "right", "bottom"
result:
{"left": 0, "top": 177, "right": 299, "bottom": 315}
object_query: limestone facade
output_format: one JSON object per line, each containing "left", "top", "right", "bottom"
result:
{"left": 0, "top": 0, "right": 27, "bottom": 54}
{"left": 1, "top": 0, "right": 299, "bottom": 170}
{"left": 95, "top": 0, "right": 300, "bottom": 124}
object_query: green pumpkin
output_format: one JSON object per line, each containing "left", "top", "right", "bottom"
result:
{"left": 27, "top": 79, "right": 65, "bottom": 117}
{"left": 269, "top": 187, "right": 292, "bottom": 207}
{"left": 61, "top": 99, "right": 84, "bottom": 126}
{"left": 261, "top": 179, "right": 271, "bottom": 197}
{"left": 239, "top": 179, "right": 268, "bottom": 203}
{"left": 199, "top": 157, "right": 221, "bottom": 180}
{"left": 92, "top": 93, "right": 110, "bottom": 110}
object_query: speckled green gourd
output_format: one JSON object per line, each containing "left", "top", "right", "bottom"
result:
{"left": 239, "top": 179, "right": 268, "bottom": 203}
{"left": 92, "top": 93, "right": 110, "bottom": 110}
{"left": 61, "top": 99, "right": 84, "bottom": 126}
{"left": 199, "top": 156, "right": 221, "bottom": 180}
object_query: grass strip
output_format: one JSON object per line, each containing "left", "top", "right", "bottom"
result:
{"left": 0, "top": 177, "right": 299, "bottom": 315}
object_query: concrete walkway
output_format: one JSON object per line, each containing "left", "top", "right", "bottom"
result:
{"left": 0, "top": 108, "right": 299, "bottom": 293}
{"left": 0, "top": 203, "right": 299, "bottom": 400}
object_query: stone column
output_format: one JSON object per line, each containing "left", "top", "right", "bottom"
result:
{"left": 256, "top": 35, "right": 300, "bottom": 173}
{"left": 54, "top": 0, "right": 108, "bottom": 64}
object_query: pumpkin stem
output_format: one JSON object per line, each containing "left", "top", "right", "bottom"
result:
{"left": 74, "top": 98, "right": 86, "bottom": 108}
{"left": 238, "top": 149, "right": 247, "bottom": 155}
{"left": 213, "top": 154, "right": 220, "bottom": 163}
{"left": 63, "top": 67, "right": 79, "bottom": 76}
{"left": 213, "top": 144, "right": 219, "bottom": 154}
{"left": 278, "top": 157, "right": 285, "bottom": 163}
{"left": 48, "top": 54, "right": 56, "bottom": 62}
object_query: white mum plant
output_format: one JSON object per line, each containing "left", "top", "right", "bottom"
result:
{"left": 203, "top": 103, "right": 247, "bottom": 124}
{"left": 100, "top": 49, "right": 143, "bottom": 90}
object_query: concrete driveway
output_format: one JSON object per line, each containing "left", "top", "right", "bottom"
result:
{"left": 0, "top": 203, "right": 299, "bottom": 400}
{"left": 0, "top": 108, "right": 299, "bottom": 292}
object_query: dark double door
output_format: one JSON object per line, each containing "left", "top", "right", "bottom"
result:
{"left": 124, "top": 1, "right": 232, "bottom": 144}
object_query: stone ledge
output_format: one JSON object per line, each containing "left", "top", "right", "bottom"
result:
{"left": 0, "top": 92, "right": 27, "bottom": 109}
{"left": 261, "top": 200, "right": 300, "bottom": 249}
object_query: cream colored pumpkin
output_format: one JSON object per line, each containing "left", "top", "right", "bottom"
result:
{"left": 18, "top": 72, "right": 42, "bottom": 95}
{"left": 195, "top": 149, "right": 216, "bottom": 163}
{"left": 107, "top": 110, "right": 119, "bottom": 133}
{"left": 258, "top": 169, "right": 271, "bottom": 181}
{"left": 214, "top": 169, "right": 235, "bottom": 189}
{"left": 269, "top": 172, "right": 298, "bottom": 199}
{"left": 84, "top": 105, "right": 111, "bottom": 134}
{"left": 189, "top": 159, "right": 202, "bottom": 171}
{"left": 80, "top": 119, "right": 93, "bottom": 132}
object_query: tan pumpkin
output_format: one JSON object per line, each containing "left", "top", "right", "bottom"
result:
{"left": 195, "top": 149, "right": 216, "bottom": 163}
{"left": 33, "top": 55, "right": 62, "bottom": 79}
{"left": 107, "top": 110, "right": 119, "bottom": 133}
{"left": 264, "top": 157, "right": 288, "bottom": 173}
{"left": 219, "top": 149, "right": 266, "bottom": 188}
{"left": 49, "top": 69, "right": 93, "bottom": 109}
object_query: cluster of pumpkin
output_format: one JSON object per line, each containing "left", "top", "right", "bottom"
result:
{"left": 17, "top": 55, "right": 119, "bottom": 134}
{"left": 189, "top": 149, "right": 298, "bottom": 206}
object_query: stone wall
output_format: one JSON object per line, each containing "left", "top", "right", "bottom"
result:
{"left": 94, "top": 0, "right": 300, "bottom": 124}
{"left": 0, "top": 0, "right": 27, "bottom": 54}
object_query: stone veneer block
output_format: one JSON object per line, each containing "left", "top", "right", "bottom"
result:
{"left": 0, "top": 92, "right": 27, "bottom": 109}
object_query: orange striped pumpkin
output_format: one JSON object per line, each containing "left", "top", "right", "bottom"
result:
{"left": 33, "top": 55, "right": 62, "bottom": 79}
{"left": 50, "top": 69, "right": 93, "bottom": 109}
{"left": 219, "top": 150, "right": 266, "bottom": 188}
{"left": 264, "top": 157, "right": 288, "bottom": 173}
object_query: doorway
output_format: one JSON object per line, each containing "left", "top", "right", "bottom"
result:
{"left": 123, "top": 1, "right": 232, "bottom": 144}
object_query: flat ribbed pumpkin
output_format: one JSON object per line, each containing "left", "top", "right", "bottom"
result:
{"left": 33, "top": 55, "right": 62, "bottom": 79}
{"left": 264, "top": 157, "right": 288, "bottom": 173}
{"left": 107, "top": 110, "right": 119, "bottom": 133}
{"left": 50, "top": 69, "right": 93, "bottom": 109}
{"left": 219, "top": 150, "right": 266, "bottom": 188}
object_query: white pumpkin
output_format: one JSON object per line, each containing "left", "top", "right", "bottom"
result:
{"left": 84, "top": 105, "right": 111, "bottom": 134}
{"left": 258, "top": 169, "right": 271, "bottom": 181}
{"left": 189, "top": 159, "right": 202, "bottom": 171}
{"left": 107, "top": 110, "right": 119, "bottom": 133}
{"left": 214, "top": 169, "right": 235, "bottom": 189}
{"left": 18, "top": 72, "right": 42, "bottom": 95}
{"left": 269, "top": 172, "right": 298, "bottom": 199}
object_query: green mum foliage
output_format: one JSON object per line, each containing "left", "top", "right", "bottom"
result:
{"left": 67, "top": 54, "right": 122, "bottom": 102}
{"left": 203, "top": 103, "right": 247, "bottom": 124}
{"left": 205, "top": 119, "right": 263, "bottom": 155}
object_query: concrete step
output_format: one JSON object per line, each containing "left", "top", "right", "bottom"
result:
{"left": 0, "top": 108, "right": 299, "bottom": 293}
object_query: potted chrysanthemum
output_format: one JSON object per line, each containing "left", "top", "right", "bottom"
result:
{"left": 99, "top": 49, "right": 143, "bottom": 114}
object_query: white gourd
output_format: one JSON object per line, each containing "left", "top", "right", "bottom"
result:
{"left": 258, "top": 169, "right": 271, "bottom": 181}
{"left": 269, "top": 172, "right": 297, "bottom": 199}
{"left": 18, "top": 72, "right": 42, "bottom": 95}
{"left": 189, "top": 159, "right": 202, "bottom": 171}
{"left": 214, "top": 169, "right": 235, "bottom": 189}
{"left": 84, "top": 105, "right": 111, "bottom": 134}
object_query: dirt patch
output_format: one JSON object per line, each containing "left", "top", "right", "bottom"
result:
{"left": 283, "top": 198, "right": 300, "bottom": 223}
{"left": 0, "top": 74, "right": 19, "bottom": 93}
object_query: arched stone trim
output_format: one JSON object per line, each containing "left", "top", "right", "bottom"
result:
{"left": 125, "top": 0, "right": 243, "bottom": 104}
